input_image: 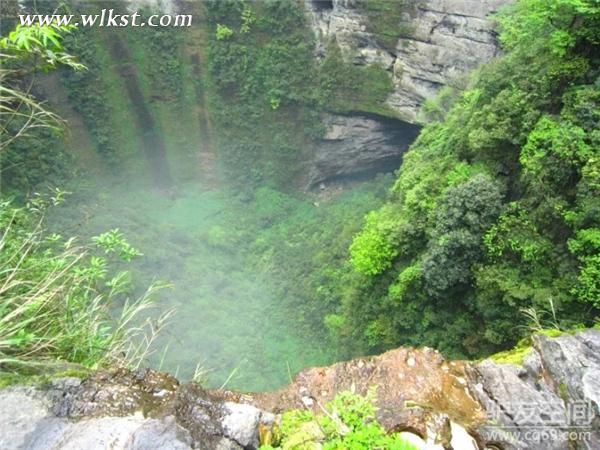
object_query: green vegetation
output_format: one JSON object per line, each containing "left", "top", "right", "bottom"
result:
{"left": 205, "top": 0, "right": 397, "bottom": 187}
{"left": 488, "top": 338, "right": 533, "bottom": 366}
{"left": 2, "top": 0, "right": 598, "bottom": 393}
{"left": 4, "top": 1, "right": 393, "bottom": 389}
{"left": 0, "top": 22, "right": 169, "bottom": 384}
{"left": 0, "top": 22, "right": 81, "bottom": 193}
{"left": 488, "top": 328, "right": 570, "bottom": 366}
{"left": 336, "top": 0, "right": 600, "bottom": 358}
{"left": 47, "top": 175, "right": 392, "bottom": 391}
{"left": 60, "top": 27, "right": 120, "bottom": 166}
{"left": 0, "top": 367, "right": 91, "bottom": 390}
{"left": 0, "top": 193, "right": 168, "bottom": 377}
{"left": 356, "top": 0, "right": 415, "bottom": 50}
{"left": 319, "top": 41, "right": 394, "bottom": 117}
{"left": 205, "top": 0, "right": 322, "bottom": 186}
{"left": 42, "top": 2, "right": 204, "bottom": 186}
{"left": 54, "top": 6, "right": 165, "bottom": 168}
{"left": 260, "top": 389, "right": 418, "bottom": 450}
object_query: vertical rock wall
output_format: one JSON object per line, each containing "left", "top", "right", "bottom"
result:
{"left": 305, "top": 0, "right": 511, "bottom": 123}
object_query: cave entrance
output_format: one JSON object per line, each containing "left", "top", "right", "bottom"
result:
{"left": 309, "top": 113, "right": 421, "bottom": 189}
{"left": 312, "top": 0, "right": 334, "bottom": 11}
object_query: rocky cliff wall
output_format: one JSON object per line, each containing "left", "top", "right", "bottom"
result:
{"left": 304, "top": 0, "right": 511, "bottom": 188}
{"left": 2, "top": 330, "right": 599, "bottom": 449}
{"left": 49, "top": 0, "right": 512, "bottom": 188}
{"left": 305, "top": 0, "right": 510, "bottom": 123}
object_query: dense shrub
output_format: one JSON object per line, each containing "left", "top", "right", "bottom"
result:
{"left": 0, "top": 197, "right": 168, "bottom": 374}
{"left": 338, "top": 0, "right": 600, "bottom": 358}
{"left": 205, "top": 0, "right": 396, "bottom": 187}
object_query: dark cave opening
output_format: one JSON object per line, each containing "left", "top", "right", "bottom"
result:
{"left": 312, "top": 0, "right": 334, "bottom": 12}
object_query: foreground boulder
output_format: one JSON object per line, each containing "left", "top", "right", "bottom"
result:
{"left": 0, "top": 370, "right": 272, "bottom": 450}
{"left": 1, "top": 330, "right": 599, "bottom": 449}
{"left": 252, "top": 330, "right": 600, "bottom": 449}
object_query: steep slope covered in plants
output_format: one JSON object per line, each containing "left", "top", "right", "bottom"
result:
{"left": 0, "top": 21, "right": 166, "bottom": 383}
{"left": 335, "top": 0, "right": 600, "bottom": 359}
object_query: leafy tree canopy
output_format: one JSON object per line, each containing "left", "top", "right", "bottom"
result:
{"left": 338, "top": 0, "right": 600, "bottom": 358}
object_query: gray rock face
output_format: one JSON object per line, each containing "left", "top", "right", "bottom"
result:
{"left": 0, "top": 386, "right": 193, "bottom": 450}
{"left": 306, "top": 0, "right": 396, "bottom": 68}
{"left": 124, "top": 0, "right": 178, "bottom": 14}
{"left": 468, "top": 331, "right": 600, "bottom": 450}
{"left": 305, "top": 0, "right": 511, "bottom": 123}
{"left": 0, "top": 370, "right": 274, "bottom": 450}
{"left": 220, "top": 403, "right": 261, "bottom": 448}
{"left": 309, "top": 113, "right": 420, "bottom": 187}
{"left": 304, "top": 0, "right": 510, "bottom": 187}
{"left": 175, "top": 384, "right": 274, "bottom": 449}
{"left": 0, "top": 387, "right": 50, "bottom": 450}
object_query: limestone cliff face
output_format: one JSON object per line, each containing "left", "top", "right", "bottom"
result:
{"left": 62, "top": 0, "right": 511, "bottom": 188}
{"left": 122, "top": 0, "right": 178, "bottom": 14}
{"left": 304, "top": 0, "right": 511, "bottom": 187}
{"left": 305, "top": 0, "right": 510, "bottom": 123}
{"left": 2, "top": 330, "right": 599, "bottom": 449}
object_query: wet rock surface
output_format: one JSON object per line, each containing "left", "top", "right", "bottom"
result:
{"left": 251, "top": 330, "right": 600, "bottom": 449}
{"left": 48, "top": 368, "right": 180, "bottom": 418}
{"left": 1, "top": 330, "right": 599, "bottom": 449}
{"left": 253, "top": 346, "right": 483, "bottom": 431}
{"left": 0, "top": 370, "right": 270, "bottom": 450}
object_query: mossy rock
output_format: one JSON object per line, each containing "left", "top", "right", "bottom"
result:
{"left": 0, "top": 359, "right": 89, "bottom": 385}
{"left": 0, "top": 365, "right": 90, "bottom": 390}
{"left": 487, "top": 329, "right": 568, "bottom": 366}
{"left": 355, "top": 0, "right": 416, "bottom": 51}
{"left": 487, "top": 337, "right": 533, "bottom": 366}
{"left": 535, "top": 328, "right": 564, "bottom": 338}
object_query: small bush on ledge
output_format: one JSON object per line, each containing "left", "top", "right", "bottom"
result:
{"left": 260, "top": 389, "right": 418, "bottom": 450}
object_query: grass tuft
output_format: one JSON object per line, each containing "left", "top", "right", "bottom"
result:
{"left": 0, "top": 195, "right": 172, "bottom": 378}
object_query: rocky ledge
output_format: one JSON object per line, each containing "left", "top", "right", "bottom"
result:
{"left": 1, "top": 330, "right": 599, "bottom": 449}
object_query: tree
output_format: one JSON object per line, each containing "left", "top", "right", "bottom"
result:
{"left": 422, "top": 174, "right": 503, "bottom": 297}
{"left": 340, "top": 0, "right": 599, "bottom": 357}
{"left": 350, "top": 210, "right": 398, "bottom": 276}
{"left": 498, "top": 0, "right": 600, "bottom": 57}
